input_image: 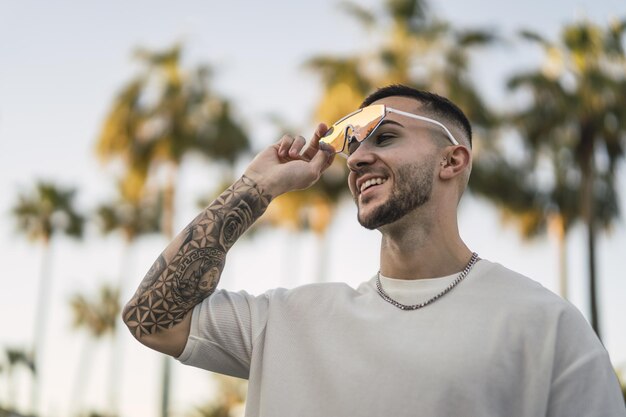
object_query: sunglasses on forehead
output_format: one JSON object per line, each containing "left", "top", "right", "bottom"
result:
{"left": 320, "top": 104, "right": 460, "bottom": 157}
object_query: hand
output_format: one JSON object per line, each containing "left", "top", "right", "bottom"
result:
{"left": 244, "top": 123, "right": 336, "bottom": 198}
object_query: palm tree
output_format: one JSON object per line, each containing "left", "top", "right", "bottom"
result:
{"left": 96, "top": 44, "right": 250, "bottom": 232}
{"left": 0, "top": 348, "right": 35, "bottom": 412}
{"left": 188, "top": 375, "right": 246, "bottom": 417}
{"left": 502, "top": 20, "right": 626, "bottom": 339}
{"left": 68, "top": 284, "right": 120, "bottom": 417}
{"left": 311, "top": 0, "right": 498, "bottom": 132}
{"left": 11, "top": 181, "right": 84, "bottom": 414}
{"left": 95, "top": 184, "right": 162, "bottom": 416}
{"left": 306, "top": 56, "right": 373, "bottom": 126}
{"left": 257, "top": 187, "right": 336, "bottom": 284}
{"left": 95, "top": 186, "right": 163, "bottom": 298}
{"left": 307, "top": 0, "right": 500, "bottom": 183}
{"left": 96, "top": 184, "right": 162, "bottom": 244}
{"left": 469, "top": 153, "right": 585, "bottom": 298}
{"left": 96, "top": 44, "right": 251, "bottom": 417}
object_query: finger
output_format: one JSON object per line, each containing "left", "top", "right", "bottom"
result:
{"left": 310, "top": 122, "right": 329, "bottom": 148}
{"left": 322, "top": 147, "right": 336, "bottom": 170}
{"left": 289, "top": 135, "right": 307, "bottom": 158}
{"left": 302, "top": 123, "right": 329, "bottom": 161}
{"left": 277, "top": 134, "right": 295, "bottom": 158}
{"left": 309, "top": 142, "right": 336, "bottom": 174}
{"left": 321, "top": 147, "right": 336, "bottom": 171}
{"left": 319, "top": 141, "right": 336, "bottom": 155}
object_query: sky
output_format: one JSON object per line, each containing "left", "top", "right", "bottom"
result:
{"left": 1, "top": 0, "right": 625, "bottom": 416}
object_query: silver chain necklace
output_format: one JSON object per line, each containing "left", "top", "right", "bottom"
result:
{"left": 375, "top": 252, "right": 479, "bottom": 311}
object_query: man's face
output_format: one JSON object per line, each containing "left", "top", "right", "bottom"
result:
{"left": 355, "top": 160, "right": 436, "bottom": 230}
{"left": 346, "top": 96, "right": 443, "bottom": 230}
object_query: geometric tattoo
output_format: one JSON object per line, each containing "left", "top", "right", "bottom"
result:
{"left": 123, "top": 175, "right": 272, "bottom": 338}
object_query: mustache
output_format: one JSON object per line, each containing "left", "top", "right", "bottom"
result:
{"left": 350, "top": 167, "right": 388, "bottom": 178}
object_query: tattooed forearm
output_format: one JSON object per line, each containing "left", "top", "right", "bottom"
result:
{"left": 123, "top": 175, "right": 272, "bottom": 338}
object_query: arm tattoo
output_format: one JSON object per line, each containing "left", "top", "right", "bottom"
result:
{"left": 123, "top": 175, "right": 271, "bottom": 338}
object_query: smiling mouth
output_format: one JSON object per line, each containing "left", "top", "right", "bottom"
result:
{"left": 360, "top": 177, "right": 387, "bottom": 194}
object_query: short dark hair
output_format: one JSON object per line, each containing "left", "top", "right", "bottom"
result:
{"left": 360, "top": 84, "right": 472, "bottom": 147}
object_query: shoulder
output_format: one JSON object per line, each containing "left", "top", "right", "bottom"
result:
{"left": 202, "top": 282, "right": 364, "bottom": 313}
{"left": 253, "top": 282, "right": 370, "bottom": 321}
{"left": 472, "top": 260, "right": 609, "bottom": 366}
{"left": 472, "top": 259, "right": 564, "bottom": 303}
{"left": 268, "top": 281, "right": 361, "bottom": 304}
{"left": 472, "top": 259, "right": 598, "bottom": 339}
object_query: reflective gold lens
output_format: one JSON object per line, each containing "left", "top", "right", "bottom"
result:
{"left": 319, "top": 109, "right": 362, "bottom": 153}
{"left": 320, "top": 105, "right": 386, "bottom": 155}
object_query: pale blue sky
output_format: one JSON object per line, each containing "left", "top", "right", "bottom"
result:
{"left": 1, "top": 1, "right": 625, "bottom": 416}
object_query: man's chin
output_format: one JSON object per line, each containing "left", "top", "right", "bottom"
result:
{"left": 358, "top": 199, "right": 410, "bottom": 230}
{"left": 357, "top": 217, "right": 379, "bottom": 230}
{"left": 357, "top": 208, "right": 387, "bottom": 230}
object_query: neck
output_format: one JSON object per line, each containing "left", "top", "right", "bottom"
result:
{"left": 378, "top": 211, "right": 471, "bottom": 280}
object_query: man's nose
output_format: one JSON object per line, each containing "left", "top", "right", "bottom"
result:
{"left": 346, "top": 138, "right": 376, "bottom": 171}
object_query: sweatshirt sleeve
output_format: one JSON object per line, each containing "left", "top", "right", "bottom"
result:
{"left": 546, "top": 305, "right": 625, "bottom": 417}
{"left": 175, "top": 289, "right": 270, "bottom": 379}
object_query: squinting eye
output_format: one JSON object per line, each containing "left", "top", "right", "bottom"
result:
{"left": 375, "top": 134, "right": 394, "bottom": 145}
{"left": 347, "top": 139, "right": 360, "bottom": 155}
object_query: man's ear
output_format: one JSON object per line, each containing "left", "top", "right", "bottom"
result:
{"left": 439, "top": 146, "right": 471, "bottom": 180}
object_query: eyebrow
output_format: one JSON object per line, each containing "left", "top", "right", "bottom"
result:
{"left": 379, "top": 120, "right": 404, "bottom": 128}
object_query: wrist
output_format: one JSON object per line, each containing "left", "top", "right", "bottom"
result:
{"left": 240, "top": 173, "right": 277, "bottom": 201}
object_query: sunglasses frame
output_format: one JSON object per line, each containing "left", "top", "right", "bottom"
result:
{"left": 322, "top": 104, "right": 460, "bottom": 157}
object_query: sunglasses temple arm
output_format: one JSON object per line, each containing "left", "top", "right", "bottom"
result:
{"left": 386, "top": 108, "right": 460, "bottom": 146}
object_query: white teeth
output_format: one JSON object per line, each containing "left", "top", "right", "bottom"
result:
{"left": 360, "top": 178, "right": 386, "bottom": 193}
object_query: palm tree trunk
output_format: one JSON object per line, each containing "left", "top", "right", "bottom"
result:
{"left": 160, "top": 163, "right": 178, "bottom": 417}
{"left": 1, "top": 369, "right": 6, "bottom": 408}
{"left": 30, "top": 239, "right": 53, "bottom": 415}
{"left": 6, "top": 367, "right": 15, "bottom": 411}
{"left": 281, "top": 231, "right": 300, "bottom": 287}
{"left": 586, "top": 202, "right": 600, "bottom": 338}
{"left": 315, "top": 231, "right": 330, "bottom": 283}
{"left": 558, "top": 226, "right": 568, "bottom": 301}
{"left": 549, "top": 214, "right": 569, "bottom": 299}
{"left": 70, "top": 336, "right": 95, "bottom": 417}
{"left": 107, "top": 240, "right": 134, "bottom": 417}
{"left": 161, "top": 164, "right": 177, "bottom": 241}
{"left": 161, "top": 359, "right": 172, "bottom": 417}
{"left": 579, "top": 127, "right": 600, "bottom": 340}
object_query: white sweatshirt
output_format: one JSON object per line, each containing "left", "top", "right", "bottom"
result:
{"left": 178, "top": 259, "right": 625, "bottom": 416}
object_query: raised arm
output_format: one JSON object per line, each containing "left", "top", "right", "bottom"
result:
{"left": 122, "top": 125, "right": 334, "bottom": 356}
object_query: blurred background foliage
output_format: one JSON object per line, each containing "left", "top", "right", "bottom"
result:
{"left": 2, "top": 0, "right": 625, "bottom": 416}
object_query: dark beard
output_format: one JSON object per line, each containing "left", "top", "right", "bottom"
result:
{"left": 357, "top": 161, "right": 434, "bottom": 230}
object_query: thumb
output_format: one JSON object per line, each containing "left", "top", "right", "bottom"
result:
{"left": 309, "top": 146, "right": 335, "bottom": 174}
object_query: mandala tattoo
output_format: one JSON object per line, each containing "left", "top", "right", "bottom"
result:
{"left": 123, "top": 175, "right": 271, "bottom": 338}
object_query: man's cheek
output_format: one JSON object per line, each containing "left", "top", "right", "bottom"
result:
{"left": 347, "top": 178, "right": 357, "bottom": 198}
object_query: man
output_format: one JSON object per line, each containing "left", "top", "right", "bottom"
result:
{"left": 123, "top": 85, "right": 625, "bottom": 416}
